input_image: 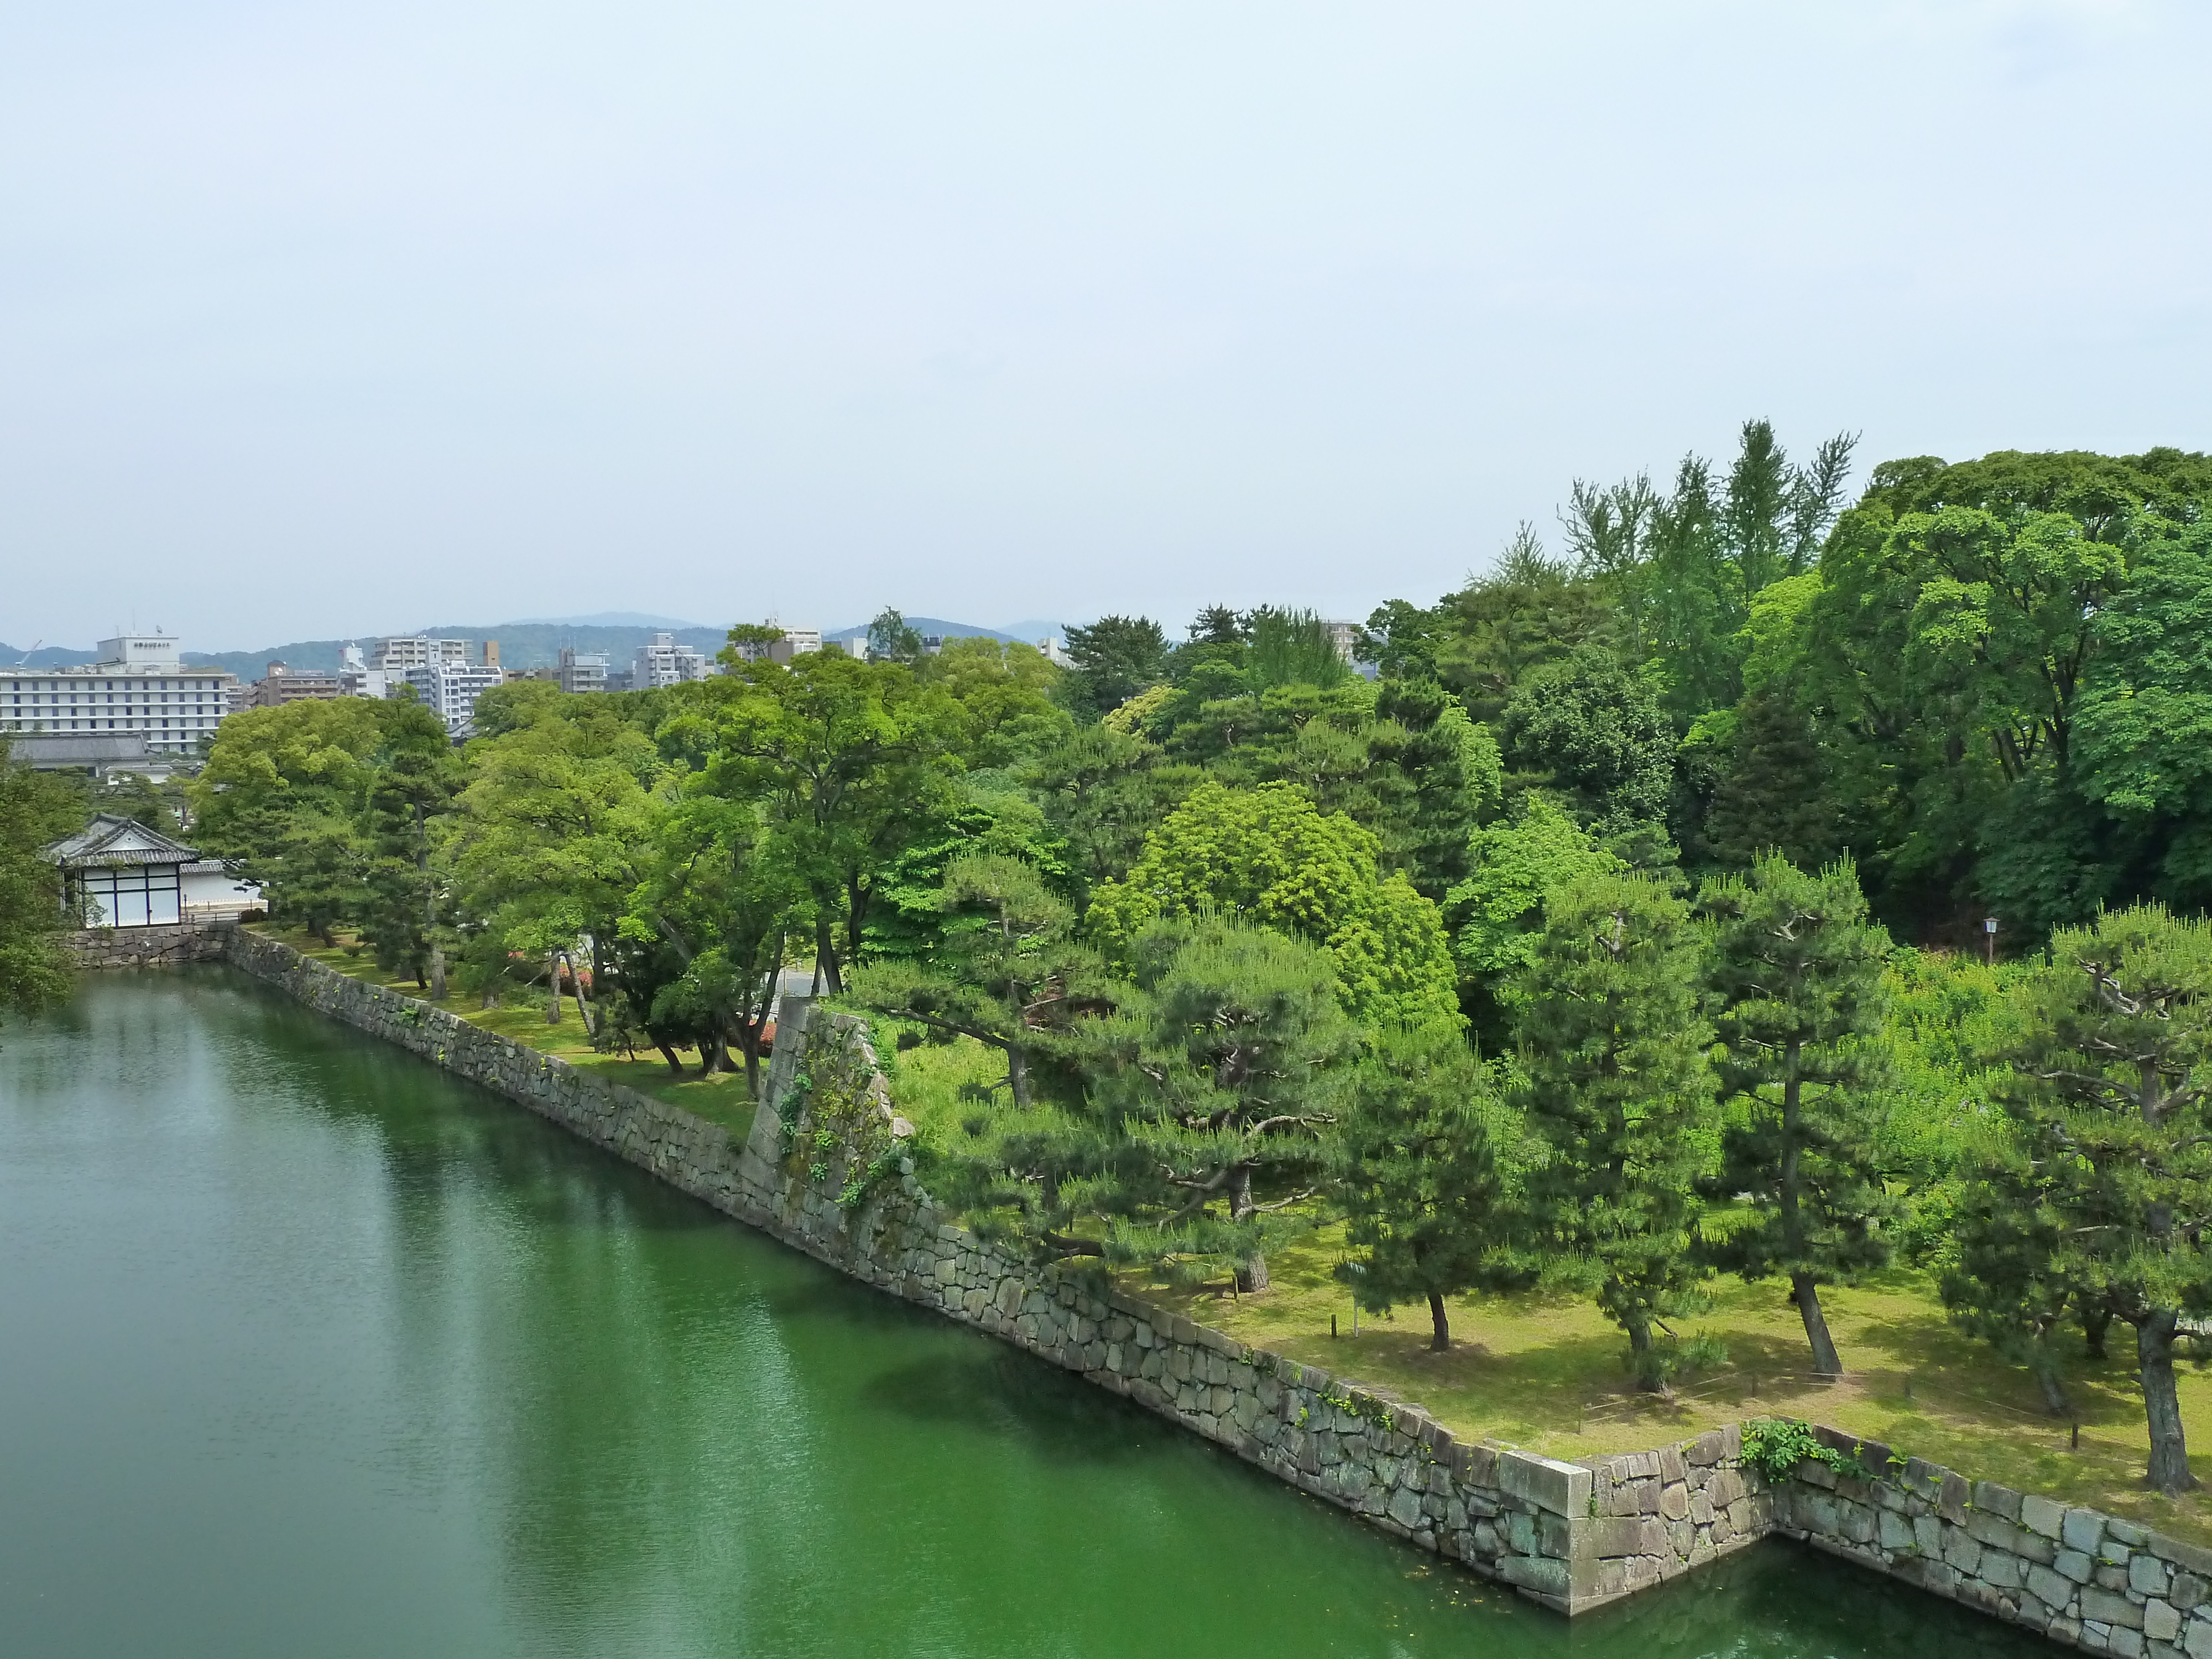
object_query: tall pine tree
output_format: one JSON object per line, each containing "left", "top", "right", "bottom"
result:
{"left": 1699, "top": 853, "right": 1896, "bottom": 1375}
{"left": 1511, "top": 870, "right": 1719, "bottom": 1390}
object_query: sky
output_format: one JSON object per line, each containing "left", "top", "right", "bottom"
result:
{"left": 4, "top": 1, "right": 2209, "bottom": 653}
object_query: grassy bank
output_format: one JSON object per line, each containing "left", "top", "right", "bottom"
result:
{"left": 242, "top": 924, "right": 759, "bottom": 1141}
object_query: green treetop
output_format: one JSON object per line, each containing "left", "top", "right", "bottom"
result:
{"left": 1087, "top": 779, "right": 1458, "bottom": 1027}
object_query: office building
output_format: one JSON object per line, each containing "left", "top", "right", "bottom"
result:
{"left": 372, "top": 635, "right": 472, "bottom": 671}
{"left": 0, "top": 634, "right": 236, "bottom": 757}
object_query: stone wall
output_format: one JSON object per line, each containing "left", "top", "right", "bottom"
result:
{"left": 208, "top": 927, "right": 2212, "bottom": 1645}
{"left": 1771, "top": 1428, "right": 2212, "bottom": 1657}
{"left": 64, "top": 920, "right": 235, "bottom": 968}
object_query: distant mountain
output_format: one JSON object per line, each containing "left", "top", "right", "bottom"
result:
{"left": 823, "top": 618, "right": 1021, "bottom": 645}
{"left": 494, "top": 611, "right": 706, "bottom": 629}
{"left": 0, "top": 643, "right": 100, "bottom": 668}
{"left": 997, "top": 619, "right": 1070, "bottom": 642}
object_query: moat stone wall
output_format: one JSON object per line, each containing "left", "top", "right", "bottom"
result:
{"left": 207, "top": 926, "right": 2212, "bottom": 1643}
{"left": 63, "top": 921, "right": 234, "bottom": 968}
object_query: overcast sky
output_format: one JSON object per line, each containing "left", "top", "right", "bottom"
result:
{"left": 4, "top": 1, "right": 2207, "bottom": 651}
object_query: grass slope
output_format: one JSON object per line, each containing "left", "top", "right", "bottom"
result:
{"left": 246, "top": 924, "right": 758, "bottom": 1141}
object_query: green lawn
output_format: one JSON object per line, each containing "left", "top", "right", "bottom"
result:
{"left": 1131, "top": 1223, "right": 2212, "bottom": 1545}
{"left": 244, "top": 925, "right": 760, "bottom": 1141}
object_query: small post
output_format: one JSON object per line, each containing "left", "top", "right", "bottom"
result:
{"left": 1984, "top": 916, "right": 1999, "bottom": 967}
{"left": 2070, "top": 1421, "right": 2080, "bottom": 1451}
{"left": 1903, "top": 1375, "right": 1913, "bottom": 1401}
{"left": 1352, "top": 1303, "right": 1359, "bottom": 1338}
{"left": 1331, "top": 1313, "right": 1338, "bottom": 1339}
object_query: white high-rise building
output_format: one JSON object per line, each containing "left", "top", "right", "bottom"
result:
{"left": 372, "top": 635, "right": 471, "bottom": 671}
{"left": 0, "top": 633, "right": 236, "bottom": 757}
{"left": 398, "top": 662, "right": 505, "bottom": 737}
{"left": 631, "top": 632, "right": 709, "bottom": 688}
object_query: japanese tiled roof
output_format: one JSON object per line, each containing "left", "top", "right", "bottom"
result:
{"left": 41, "top": 814, "right": 201, "bottom": 868}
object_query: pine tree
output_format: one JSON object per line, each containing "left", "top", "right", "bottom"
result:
{"left": 1985, "top": 903, "right": 2212, "bottom": 1494}
{"left": 1699, "top": 853, "right": 1896, "bottom": 1375}
{"left": 1511, "top": 870, "right": 1719, "bottom": 1390}
{"left": 1703, "top": 686, "right": 1840, "bottom": 873}
{"left": 1331, "top": 1020, "right": 1532, "bottom": 1349}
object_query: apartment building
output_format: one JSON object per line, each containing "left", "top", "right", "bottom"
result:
{"left": 0, "top": 634, "right": 236, "bottom": 757}
{"left": 251, "top": 662, "right": 346, "bottom": 707}
{"left": 372, "top": 635, "right": 472, "bottom": 671}
{"left": 630, "top": 632, "right": 709, "bottom": 688}
{"left": 557, "top": 648, "right": 608, "bottom": 695}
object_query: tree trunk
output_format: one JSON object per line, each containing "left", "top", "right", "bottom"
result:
{"left": 1006, "top": 1044, "right": 1032, "bottom": 1110}
{"left": 2033, "top": 1360, "right": 2071, "bottom": 1419}
{"left": 429, "top": 941, "right": 447, "bottom": 1001}
{"left": 545, "top": 951, "right": 562, "bottom": 1023}
{"left": 2140, "top": 1312, "right": 2199, "bottom": 1494}
{"left": 1229, "top": 1165, "right": 1269, "bottom": 1293}
{"left": 1626, "top": 1313, "right": 1665, "bottom": 1393}
{"left": 1428, "top": 1292, "right": 1451, "bottom": 1352}
{"left": 813, "top": 915, "right": 842, "bottom": 995}
{"left": 741, "top": 1040, "right": 761, "bottom": 1101}
{"left": 654, "top": 1040, "right": 685, "bottom": 1076}
{"left": 2084, "top": 1303, "right": 2112, "bottom": 1360}
{"left": 1793, "top": 1273, "right": 1844, "bottom": 1376}
{"left": 560, "top": 951, "right": 592, "bottom": 1034}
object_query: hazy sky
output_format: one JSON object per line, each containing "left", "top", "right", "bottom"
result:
{"left": 4, "top": 1, "right": 2208, "bottom": 651}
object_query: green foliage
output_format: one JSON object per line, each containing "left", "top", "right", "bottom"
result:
{"left": 1512, "top": 869, "right": 1720, "bottom": 1389}
{"left": 1447, "top": 795, "right": 1624, "bottom": 983}
{"left": 1739, "top": 1418, "right": 1872, "bottom": 1484}
{"left": 0, "top": 741, "right": 81, "bottom": 1027}
{"left": 1060, "top": 615, "right": 1168, "bottom": 719}
{"left": 1961, "top": 903, "right": 2212, "bottom": 1490}
{"left": 1246, "top": 607, "right": 1352, "bottom": 690}
{"left": 849, "top": 852, "right": 1108, "bottom": 1110}
{"left": 1498, "top": 644, "right": 1674, "bottom": 847}
{"left": 1331, "top": 1020, "right": 1536, "bottom": 1349}
{"left": 1087, "top": 780, "right": 1459, "bottom": 1026}
{"left": 1700, "top": 854, "right": 1898, "bottom": 1373}
{"left": 940, "top": 919, "right": 1355, "bottom": 1287}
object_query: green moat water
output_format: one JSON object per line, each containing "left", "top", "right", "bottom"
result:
{"left": 0, "top": 971, "right": 2048, "bottom": 1657}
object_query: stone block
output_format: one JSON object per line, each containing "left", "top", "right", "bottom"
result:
{"left": 1496, "top": 1451, "right": 1590, "bottom": 1519}
{"left": 2148, "top": 1600, "right": 2184, "bottom": 1642}
{"left": 1913, "top": 1515, "right": 1943, "bottom": 1558}
{"left": 1658, "top": 1483, "right": 1690, "bottom": 1522}
{"left": 1941, "top": 1529, "right": 1983, "bottom": 1575}
{"left": 2083, "top": 1587, "right": 2148, "bottom": 1630}
{"left": 2029, "top": 1561, "right": 2080, "bottom": 1611}
{"left": 1687, "top": 1430, "right": 1727, "bottom": 1467}
{"left": 2187, "top": 1616, "right": 2212, "bottom": 1659}
{"left": 2060, "top": 1549, "right": 2099, "bottom": 1584}
{"left": 1878, "top": 1510, "right": 1916, "bottom": 1552}
{"left": 1498, "top": 1553, "right": 1570, "bottom": 1600}
{"left": 2138, "top": 1556, "right": 2177, "bottom": 1597}
{"left": 2176, "top": 1572, "right": 2208, "bottom": 1612}
{"left": 2068, "top": 1510, "right": 2112, "bottom": 1553}
{"left": 2155, "top": 1536, "right": 2212, "bottom": 1579}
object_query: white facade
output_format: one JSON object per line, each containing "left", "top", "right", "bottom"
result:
{"left": 729, "top": 627, "right": 825, "bottom": 666}
{"left": 557, "top": 648, "right": 608, "bottom": 694}
{"left": 632, "top": 632, "right": 709, "bottom": 688}
{"left": 0, "top": 634, "right": 234, "bottom": 756}
{"left": 398, "top": 663, "right": 505, "bottom": 736}
{"left": 373, "top": 635, "right": 471, "bottom": 671}
{"left": 337, "top": 644, "right": 394, "bottom": 700}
